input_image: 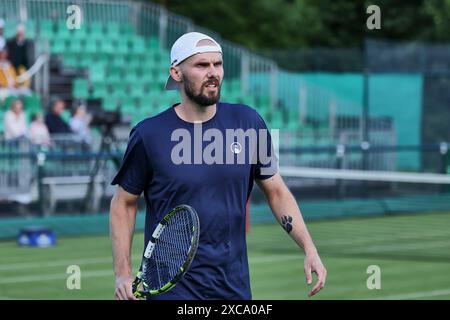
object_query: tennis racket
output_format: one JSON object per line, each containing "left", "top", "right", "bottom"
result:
{"left": 132, "top": 204, "right": 200, "bottom": 298}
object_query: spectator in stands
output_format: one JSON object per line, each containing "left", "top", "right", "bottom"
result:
{"left": 69, "top": 105, "right": 93, "bottom": 146}
{"left": 29, "top": 112, "right": 51, "bottom": 147}
{"left": 0, "top": 47, "right": 18, "bottom": 88}
{"left": 45, "top": 99, "right": 72, "bottom": 135}
{"left": 4, "top": 98, "right": 28, "bottom": 140}
{"left": 6, "top": 24, "right": 34, "bottom": 77}
{"left": 0, "top": 19, "right": 6, "bottom": 50}
{"left": 0, "top": 47, "right": 31, "bottom": 99}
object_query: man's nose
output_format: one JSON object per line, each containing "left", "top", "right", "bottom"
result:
{"left": 207, "top": 64, "right": 218, "bottom": 77}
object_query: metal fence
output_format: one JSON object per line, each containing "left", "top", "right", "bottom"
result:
{"left": 4, "top": 0, "right": 439, "bottom": 174}
{"left": 366, "top": 39, "right": 450, "bottom": 172}
{"left": 1, "top": 0, "right": 278, "bottom": 106}
{"left": 0, "top": 134, "right": 126, "bottom": 213}
{"left": 0, "top": 131, "right": 447, "bottom": 216}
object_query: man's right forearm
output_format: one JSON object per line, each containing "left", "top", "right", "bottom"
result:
{"left": 110, "top": 194, "right": 137, "bottom": 278}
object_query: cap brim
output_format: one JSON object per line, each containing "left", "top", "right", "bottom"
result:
{"left": 164, "top": 75, "right": 178, "bottom": 90}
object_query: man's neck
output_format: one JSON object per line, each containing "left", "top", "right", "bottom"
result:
{"left": 174, "top": 98, "right": 217, "bottom": 123}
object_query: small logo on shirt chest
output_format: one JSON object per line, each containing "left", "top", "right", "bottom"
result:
{"left": 230, "top": 142, "right": 242, "bottom": 154}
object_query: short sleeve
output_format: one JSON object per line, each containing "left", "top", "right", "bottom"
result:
{"left": 253, "top": 111, "right": 279, "bottom": 180}
{"left": 111, "top": 128, "right": 153, "bottom": 195}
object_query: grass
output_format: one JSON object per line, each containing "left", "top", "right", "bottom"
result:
{"left": 0, "top": 211, "right": 450, "bottom": 300}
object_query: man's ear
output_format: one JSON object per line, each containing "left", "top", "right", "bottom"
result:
{"left": 169, "top": 66, "right": 182, "bottom": 82}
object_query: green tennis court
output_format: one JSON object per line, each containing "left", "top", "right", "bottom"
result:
{"left": 1, "top": 211, "right": 449, "bottom": 300}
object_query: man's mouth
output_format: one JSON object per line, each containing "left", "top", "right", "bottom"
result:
{"left": 204, "top": 80, "right": 219, "bottom": 89}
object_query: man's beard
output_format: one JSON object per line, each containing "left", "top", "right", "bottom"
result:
{"left": 183, "top": 75, "right": 221, "bottom": 107}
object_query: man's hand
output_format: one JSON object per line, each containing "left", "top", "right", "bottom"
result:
{"left": 304, "top": 252, "right": 327, "bottom": 297}
{"left": 115, "top": 275, "right": 138, "bottom": 300}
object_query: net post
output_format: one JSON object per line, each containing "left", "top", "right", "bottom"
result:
{"left": 335, "top": 144, "right": 345, "bottom": 198}
{"left": 36, "top": 150, "right": 46, "bottom": 217}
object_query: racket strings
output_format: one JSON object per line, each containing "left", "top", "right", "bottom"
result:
{"left": 143, "top": 208, "right": 195, "bottom": 290}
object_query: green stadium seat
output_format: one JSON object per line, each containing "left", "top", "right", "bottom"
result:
{"left": 240, "top": 96, "right": 255, "bottom": 107}
{"left": 4, "top": 96, "right": 19, "bottom": 110}
{"left": 67, "top": 39, "right": 83, "bottom": 53}
{"left": 102, "top": 96, "right": 119, "bottom": 111}
{"left": 131, "top": 111, "right": 144, "bottom": 126}
{"left": 23, "top": 95, "right": 42, "bottom": 113}
{"left": 62, "top": 52, "right": 78, "bottom": 68}
{"left": 144, "top": 54, "right": 157, "bottom": 67}
{"left": 61, "top": 109, "right": 71, "bottom": 123}
{"left": 130, "top": 36, "right": 146, "bottom": 54}
{"left": 50, "top": 38, "right": 67, "bottom": 54}
{"left": 111, "top": 54, "right": 126, "bottom": 67}
{"left": 148, "top": 80, "right": 163, "bottom": 93}
{"left": 130, "top": 83, "right": 145, "bottom": 98}
{"left": 225, "top": 92, "right": 240, "bottom": 103}
{"left": 121, "top": 96, "right": 136, "bottom": 112}
{"left": 165, "top": 90, "right": 179, "bottom": 102}
{"left": 111, "top": 83, "right": 128, "bottom": 98}
{"left": 99, "top": 41, "right": 114, "bottom": 54}
{"left": 115, "top": 40, "right": 129, "bottom": 55}
{"left": 89, "top": 22, "right": 104, "bottom": 39}
{"left": 55, "top": 21, "right": 70, "bottom": 40}
{"left": 83, "top": 38, "right": 97, "bottom": 54}
{"left": 78, "top": 53, "right": 91, "bottom": 68}
{"left": 141, "top": 92, "right": 159, "bottom": 110}
{"left": 105, "top": 73, "right": 122, "bottom": 86}
{"left": 138, "top": 103, "right": 151, "bottom": 116}
{"left": 151, "top": 50, "right": 169, "bottom": 64}
{"left": 25, "top": 20, "right": 37, "bottom": 38}
{"left": 93, "top": 52, "right": 109, "bottom": 65}
{"left": 91, "top": 82, "right": 107, "bottom": 99}
{"left": 107, "top": 65, "right": 123, "bottom": 76}
{"left": 128, "top": 59, "right": 143, "bottom": 71}
{"left": 4, "top": 20, "right": 17, "bottom": 38}
{"left": 287, "top": 118, "right": 300, "bottom": 131}
{"left": 105, "top": 23, "right": 121, "bottom": 40}
{"left": 89, "top": 64, "right": 106, "bottom": 83}
{"left": 229, "top": 79, "right": 242, "bottom": 93}
{"left": 70, "top": 26, "right": 88, "bottom": 41}
{"left": 124, "top": 70, "right": 138, "bottom": 83}
{"left": 147, "top": 37, "right": 160, "bottom": 50}
{"left": 255, "top": 95, "right": 271, "bottom": 109}
{"left": 134, "top": 97, "right": 143, "bottom": 109}
{"left": 121, "top": 24, "right": 135, "bottom": 36}
{"left": 38, "top": 20, "right": 55, "bottom": 39}
{"left": 73, "top": 78, "right": 89, "bottom": 99}
{"left": 270, "top": 112, "right": 284, "bottom": 129}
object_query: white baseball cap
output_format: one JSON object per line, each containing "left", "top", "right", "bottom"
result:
{"left": 164, "top": 32, "right": 222, "bottom": 90}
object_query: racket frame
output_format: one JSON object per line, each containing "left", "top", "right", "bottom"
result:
{"left": 132, "top": 204, "right": 200, "bottom": 298}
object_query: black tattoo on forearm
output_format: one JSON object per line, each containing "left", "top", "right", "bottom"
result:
{"left": 281, "top": 215, "right": 293, "bottom": 234}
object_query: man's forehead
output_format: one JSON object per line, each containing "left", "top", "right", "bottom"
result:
{"left": 184, "top": 52, "right": 223, "bottom": 64}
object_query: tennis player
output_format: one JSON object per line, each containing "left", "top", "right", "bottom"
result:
{"left": 110, "top": 32, "right": 326, "bottom": 300}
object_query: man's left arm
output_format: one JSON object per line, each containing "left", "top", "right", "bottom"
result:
{"left": 256, "top": 173, "right": 327, "bottom": 297}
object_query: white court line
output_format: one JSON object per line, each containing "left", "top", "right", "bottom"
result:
{"left": 0, "top": 255, "right": 300, "bottom": 284}
{"left": 0, "top": 257, "right": 114, "bottom": 271}
{"left": 315, "top": 232, "right": 450, "bottom": 247}
{"left": 0, "top": 253, "right": 298, "bottom": 272}
{"left": 281, "top": 166, "right": 450, "bottom": 184}
{"left": 0, "top": 269, "right": 114, "bottom": 284}
{"left": 375, "top": 288, "right": 450, "bottom": 300}
{"left": 2, "top": 235, "right": 450, "bottom": 273}
{"left": 350, "top": 240, "right": 450, "bottom": 253}
{"left": 249, "top": 255, "right": 299, "bottom": 264}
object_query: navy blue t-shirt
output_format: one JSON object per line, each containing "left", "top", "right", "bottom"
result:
{"left": 111, "top": 102, "right": 277, "bottom": 300}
